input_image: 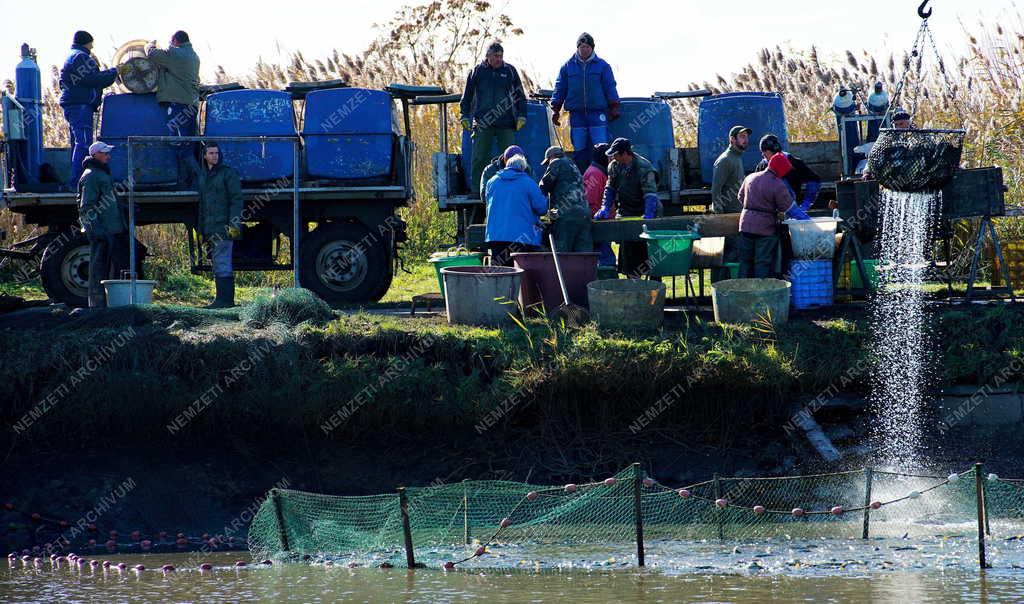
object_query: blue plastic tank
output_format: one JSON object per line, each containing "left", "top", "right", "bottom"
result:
{"left": 99, "top": 93, "right": 178, "bottom": 185}
{"left": 697, "top": 92, "right": 788, "bottom": 185}
{"left": 302, "top": 88, "right": 397, "bottom": 181}
{"left": 608, "top": 98, "right": 674, "bottom": 188}
{"left": 204, "top": 90, "right": 296, "bottom": 182}
{"left": 15, "top": 44, "right": 43, "bottom": 185}
{"left": 460, "top": 99, "right": 552, "bottom": 186}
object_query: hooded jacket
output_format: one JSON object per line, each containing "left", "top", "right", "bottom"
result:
{"left": 484, "top": 167, "right": 548, "bottom": 245}
{"left": 147, "top": 42, "right": 200, "bottom": 106}
{"left": 59, "top": 45, "right": 118, "bottom": 110}
{"left": 551, "top": 53, "right": 619, "bottom": 113}
{"left": 77, "top": 157, "right": 125, "bottom": 236}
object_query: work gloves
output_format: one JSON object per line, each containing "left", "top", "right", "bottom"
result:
{"left": 227, "top": 226, "right": 241, "bottom": 240}
{"left": 515, "top": 117, "right": 527, "bottom": 131}
{"left": 550, "top": 101, "right": 562, "bottom": 126}
{"left": 785, "top": 203, "right": 811, "bottom": 221}
{"left": 460, "top": 118, "right": 472, "bottom": 131}
{"left": 800, "top": 181, "right": 821, "bottom": 212}
{"left": 594, "top": 188, "right": 615, "bottom": 220}
{"left": 608, "top": 102, "right": 621, "bottom": 122}
{"left": 643, "top": 194, "right": 659, "bottom": 220}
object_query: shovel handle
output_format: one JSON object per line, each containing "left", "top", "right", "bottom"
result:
{"left": 548, "top": 234, "right": 571, "bottom": 306}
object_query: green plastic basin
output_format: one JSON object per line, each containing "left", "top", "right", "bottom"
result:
{"left": 639, "top": 230, "right": 701, "bottom": 277}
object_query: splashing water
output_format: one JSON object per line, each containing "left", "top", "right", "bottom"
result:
{"left": 871, "top": 189, "right": 939, "bottom": 467}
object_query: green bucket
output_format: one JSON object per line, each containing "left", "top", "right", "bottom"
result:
{"left": 639, "top": 230, "right": 701, "bottom": 278}
{"left": 850, "top": 260, "right": 880, "bottom": 289}
{"left": 429, "top": 251, "right": 484, "bottom": 296}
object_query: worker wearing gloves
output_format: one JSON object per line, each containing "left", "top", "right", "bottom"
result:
{"left": 737, "top": 153, "right": 810, "bottom": 279}
{"left": 459, "top": 42, "right": 528, "bottom": 199}
{"left": 77, "top": 142, "right": 128, "bottom": 308}
{"left": 754, "top": 135, "right": 821, "bottom": 212}
{"left": 484, "top": 155, "right": 548, "bottom": 267}
{"left": 59, "top": 31, "right": 122, "bottom": 187}
{"left": 594, "top": 138, "right": 660, "bottom": 278}
{"left": 147, "top": 31, "right": 201, "bottom": 186}
{"left": 539, "top": 146, "right": 592, "bottom": 253}
{"left": 191, "top": 142, "right": 243, "bottom": 308}
{"left": 551, "top": 33, "right": 621, "bottom": 173}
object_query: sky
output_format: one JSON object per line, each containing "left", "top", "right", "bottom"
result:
{"left": 0, "top": 0, "right": 1014, "bottom": 94}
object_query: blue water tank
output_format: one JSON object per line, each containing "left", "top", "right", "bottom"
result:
{"left": 302, "top": 88, "right": 396, "bottom": 181}
{"left": 204, "top": 90, "right": 296, "bottom": 182}
{"left": 608, "top": 98, "right": 675, "bottom": 187}
{"left": 697, "top": 92, "right": 788, "bottom": 185}
{"left": 788, "top": 259, "right": 833, "bottom": 309}
{"left": 460, "top": 99, "right": 553, "bottom": 185}
{"left": 15, "top": 44, "right": 43, "bottom": 185}
{"left": 99, "top": 93, "right": 178, "bottom": 185}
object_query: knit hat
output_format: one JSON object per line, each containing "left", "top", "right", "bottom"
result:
{"left": 577, "top": 33, "right": 595, "bottom": 48}
{"left": 502, "top": 145, "right": 524, "bottom": 161}
{"left": 767, "top": 152, "right": 792, "bottom": 178}
{"left": 73, "top": 31, "right": 94, "bottom": 46}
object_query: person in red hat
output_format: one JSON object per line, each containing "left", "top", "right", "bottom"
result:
{"left": 736, "top": 153, "right": 810, "bottom": 278}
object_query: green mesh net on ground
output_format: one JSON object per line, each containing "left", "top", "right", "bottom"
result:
{"left": 248, "top": 465, "right": 1024, "bottom": 567}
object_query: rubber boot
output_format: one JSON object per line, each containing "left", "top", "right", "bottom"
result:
{"left": 206, "top": 277, "right": 235, "bottom": 309}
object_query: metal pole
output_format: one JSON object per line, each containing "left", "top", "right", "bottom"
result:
{"left": 292, "top": 141, "right": 300, "bottom": 288}
{"left": 713, "top": 473, "right": 724, "bottom": 541}
{"left": 975, "top": 462, "right": 988, "bottom": 569}
{"left": 633, "top": 462, "right": 645, "bottom": 568}
{"left": 127, "top": 138, "right": 136, "bottom": 304}
{"left": 862, "top": 466, "right": 874, "bottom": 539}
{"left": 398, "top": 487, "right": 416, "bottom": 569}
{"left": 462, "top": 479, "right": 470, "bottom": 545}
{"left": 270, "top": 489, "right": 290, "bottom": 553}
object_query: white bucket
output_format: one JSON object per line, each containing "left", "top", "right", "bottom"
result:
{"left": 101, "top": 279, "right": 157, "bottom": 307}
{"left": 784, "top": 217, "right": 842, "bottom": 260}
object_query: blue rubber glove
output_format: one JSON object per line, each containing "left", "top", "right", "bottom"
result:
{"left": 594, "top": 188, "right": 615, "bottom": 220}
{"left": 785, "top": 203, "right": 811, "bottom": 221}
{"left": 800, "top": 181, "right": 821, "bottom": 212}
{"left": 643, "top": 193, "right": 659, "bottom": 220}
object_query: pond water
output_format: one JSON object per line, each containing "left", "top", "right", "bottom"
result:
{"left": 4, "top": 537, "right": 1024, "bottom": 603}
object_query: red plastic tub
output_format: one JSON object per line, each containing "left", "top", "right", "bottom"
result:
{"left": 511, "top": 252, "right": 599, "bottom": 315}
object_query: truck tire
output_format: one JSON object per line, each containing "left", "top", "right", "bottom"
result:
{"left": 39, "top": 231, "right": 146, "bottom": 308}
{"left": 300, "top": 222, "right": 392, "bottom": 305}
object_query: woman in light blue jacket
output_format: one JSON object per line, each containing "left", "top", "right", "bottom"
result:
{"left": 484, "top": 155, "right": 549, "bottom": 266}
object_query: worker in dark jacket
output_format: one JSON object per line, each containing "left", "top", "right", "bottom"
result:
{"left": 147, "top": 31, "right": 201, "bottom": 185}
{"left": 191, "top": 142, "right": 243, "bottom": 308}
{"left": 60, "top": 31, "right": 120, "bottom": 187}
{"left": 539, "top": 146, "right": 592, "bottom": 252}
{"left": 737, "top": 153, "right": 810, "bottom": 278}
{"left": 460, "top": 42, "right": 528, "bottom": 199}
{"left": 77, "top": 142, "right": 128, "bottom": 308}
{"left": 754, "top": 134, "right": 821, "bottom": 211}
{"left": 551, "top": 33, "right": 621, "bottom": 173}
{"left": 593, "top": 138, "right": 660, "bottom": 277}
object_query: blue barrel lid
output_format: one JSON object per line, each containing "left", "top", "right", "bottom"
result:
{"left": 205, "top": 89, "right": 296, "bottom": 135}
{"left": 302, "top": 88, "right": 394, "bottom": 135}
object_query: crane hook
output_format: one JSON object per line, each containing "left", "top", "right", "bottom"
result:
{"left": 918, "top": 0, "right": 932, "bottom": 19}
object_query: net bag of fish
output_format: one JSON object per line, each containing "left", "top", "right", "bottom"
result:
{"left": 866, "top": 128, "right": 964, "bottom": 193}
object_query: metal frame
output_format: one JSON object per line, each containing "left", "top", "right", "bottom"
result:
{"left": 838, "top": 114, "right": 888, "bottom": 178}
{"left": 126, "top": 135, "right": 302, "bottom": 303}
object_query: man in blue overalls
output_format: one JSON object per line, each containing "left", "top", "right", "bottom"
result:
{"left": 550, "top": 33, "right": 621, "bottom": 173}
{"left": 59, "top": 31, "right": 120, "bottom": 187}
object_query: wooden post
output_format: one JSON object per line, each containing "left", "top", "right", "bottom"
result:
{"left": 397, "top": 487, "right": 417, "bottom": 569}
{"left": 713, "top": 473, "right": 724, "bottom": 541}
{"left": 270, "top": 489, "right": 290, "bottom": 553}
{"left": 974, "top": 463, "right": 989, "bottom": 569}
{"left": 861, "top": 467, "right": 874, "bottom": 539}
{"left": 462, "top": 479, "right": 471, "bottom": 545}
{"left": 633, "top": 463, "right": 645, "bottom": 568}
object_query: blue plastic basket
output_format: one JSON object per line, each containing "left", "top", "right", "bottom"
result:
{"left": 789, "top": 260, "right": 833, "bottom": 309}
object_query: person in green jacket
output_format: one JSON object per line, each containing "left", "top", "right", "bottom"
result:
{"left": 711, "top": 125, "right": 750, "bottom": 281}
{"left": 191, "top": 142, "right": 243, "bottom": 308}
{"left": 593, "top": 138, "right": 661, "bottom": 278}
{"left": 77, "top": 142, "right": 128, "bottom": 308}
{"left": 538, "top": 146, "right": 592, "bottom": 252}
{"left": 147, "top": 31, "right": 201, "bottom": 185}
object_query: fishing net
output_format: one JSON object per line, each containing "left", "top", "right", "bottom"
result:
{"left": 240, "top": 287, "right": 335, "bottom": 328}
{"left": 248, "top": 466, "right": 1024, "bottom": 566}
{"left": 866, "top": 128, "right": 964, "bottom": 193}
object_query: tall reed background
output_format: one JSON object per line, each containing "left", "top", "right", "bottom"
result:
{"left": 2, "top": 0, "right": 1023, "bottom": 274}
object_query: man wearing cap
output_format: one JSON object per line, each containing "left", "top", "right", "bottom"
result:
{"left": 60, "top": 31, "right": 122, "bottom": 187}
{"left": 712, "top": 125, "right": 750, "bottom": 214}
{"left": 593, "top": 138, "right": 660, "bottom": 277}
{"left": 539, "top": 146, "right": 592, "bottom": 253}
{"left": 754, "top": 134, "right": 821, "bottom": 212}
{"left": 77, "top": 142, "right": 128, "bottom": 308}
{"left": 551, "top": 33, "right": 621, "bottom": 173}
{"left": 737, "top": 153, "right": 810, "bottom": 278}
{"left": 147, "top": 31, "right": 201, "bottom": 185}
{"left": 460, "top": 42, "right": 528, "bottom": 199}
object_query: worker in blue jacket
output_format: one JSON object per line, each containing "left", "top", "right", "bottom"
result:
{"left": 550, "top": 33, "right": 621, "bottom": 173}
{"left": 59, "top": 31, "right": 121, "bottom": 187}
{"left": 484, "top": 155, "right": 548, "bottom": 267}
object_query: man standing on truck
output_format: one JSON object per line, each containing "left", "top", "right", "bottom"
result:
{"left": 147, "top": 31, "right": 200, "bottom": 185}
{"left": 59, "top": 31, "right": 122, "bottom": 187}
{"left": 538, "top": 146, "right": 592, "bottom": 252}
{"left": 191, "top": 142, "right": 242, "bottom": 308}
{"left": 550, "top": 33, "right": 621, "bottom": 173}
{"left": 460, "top": 42, "right": 528, "bottom": 200}
{"left": 77, "top": 142, "right": 128, "bottom": 308}
{"left": 593, "top": 138, "right": 660, "bottom": 278}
